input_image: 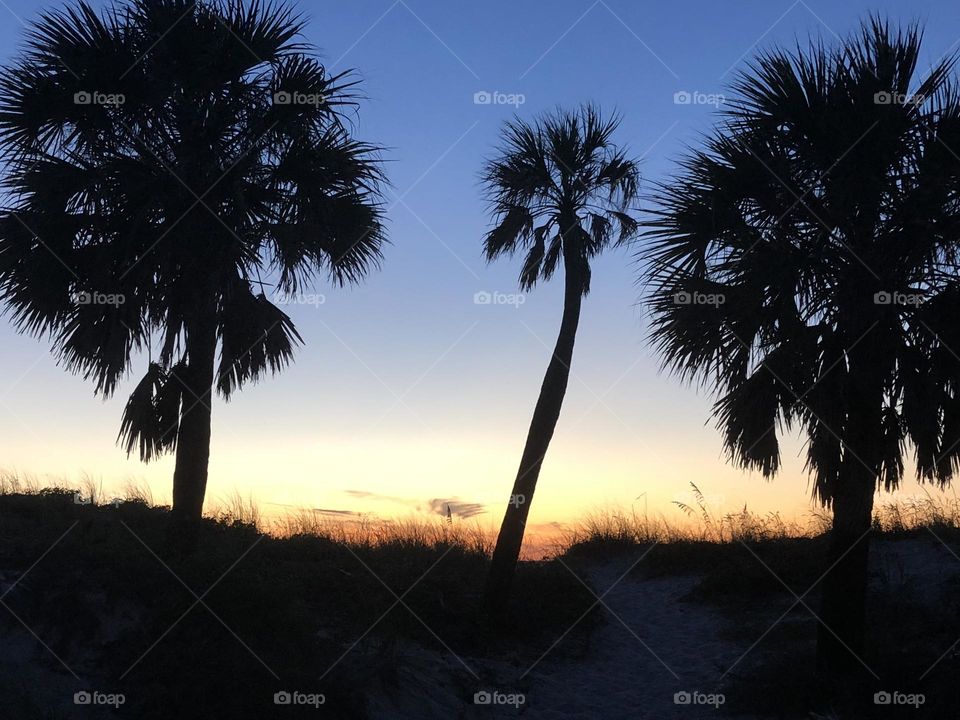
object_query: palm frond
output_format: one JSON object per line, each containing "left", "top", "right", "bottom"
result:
{"left": 0, "top": 0, "right": 387, "bottom": 427}
{"left": 480, "top": 104, "right": 641, "bottom": 293}
{"left": 217, "top": 279, "right": 302, "bottom": 399}
{"left": 645, "top": 17, "right": 960, "bottom": 504}
{"left": 117, "top": 360, "right": 184, "bottom": 461}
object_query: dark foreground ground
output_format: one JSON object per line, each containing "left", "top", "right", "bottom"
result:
{"left": 1, "top": 489, "right": 958, "bottom": 719}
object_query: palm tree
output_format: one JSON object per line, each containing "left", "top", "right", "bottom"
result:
{"left": 481, "top": 105, "right": 640, "bottom": 611}
{"left": 0, "top": 0, "right": 387, "bottom": 521}
{"left": 645, "top": 19, "right": 960, "bottom": 678}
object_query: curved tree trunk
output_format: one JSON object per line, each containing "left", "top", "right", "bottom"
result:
{"left": 171, "top": 309, "right": 218, "bottom": 522}
{"left": 484, "top": 251, "right": 583, "bottom": 615}
{"left": 816, "top": 337, "right": 883, "bottom": 680}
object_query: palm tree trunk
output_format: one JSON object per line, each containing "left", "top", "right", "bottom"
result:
{"left": 171, "top": 310, "right": 218, "bottom": 521}
{"left": 484, "top": 255, "right": 583, "bottom": 614}
{"left": 816, "top": 458, "right": 875, "bottom": 677}
{"left": 816, "top": 341, "right": 882, "bottom": 679}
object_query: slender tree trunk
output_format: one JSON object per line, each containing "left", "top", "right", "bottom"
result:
{"left": 484, "top": 252, "right": 583, "bottom": 614}
{"left": 816, "top": 459, "right": 875, "bottom": 676}
{"left": 171, "top": 309, "right": 218, "bottom": 521}
{"left": 816, "top": 340, "right": 883, "bottom": 679}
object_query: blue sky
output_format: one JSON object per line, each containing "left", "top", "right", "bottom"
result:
{"left": 1, "top": 0, "right": 958, "bottom": 533}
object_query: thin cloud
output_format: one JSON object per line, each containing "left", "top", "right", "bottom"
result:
{"left": 426, "top": 498, "right": 487, "bottom": 519}
{"left": 266, "top": 502, "right": 364, "bottom": 517}
{"left": 343, "top": 489, "right": 418, "bottom": 505}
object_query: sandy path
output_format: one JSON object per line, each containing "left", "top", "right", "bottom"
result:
{"left": 519, "top": 557, "right": 739, "bottom": 719}
{"left": 364, "top": 555, "right": 745, "bottom": 719}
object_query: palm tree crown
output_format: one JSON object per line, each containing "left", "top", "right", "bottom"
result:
{"left": 646, "top": 20, "right": 960, "bottom": 502}
{"left": 481, "top": 104, "right": 639, "bottom": 293}
{"left": 0, "top": 0, "right": 387, "bottom": 461}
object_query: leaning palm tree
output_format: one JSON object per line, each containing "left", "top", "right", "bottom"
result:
{"left": 481, "top": 105, "right": 640, "bottom": 611}
{"left": 0, "top": 0, "right": 386, "bottom": 521}
{"left": 645, "top": 19, "right": 960, "bottom": 678}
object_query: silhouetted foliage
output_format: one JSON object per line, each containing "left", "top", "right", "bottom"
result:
{"left": 645, "top": 17, "right": 960, "bottom": 679}
{"left": 0, "top": 0, "right": 387, "bottom": 517}
{"left": 482, "top": 105, "right": 640, "bottom": 611}
{"left": 481, "top": 104, "right": 640, "bottom": 294}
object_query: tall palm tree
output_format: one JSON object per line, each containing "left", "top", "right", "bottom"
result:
{"left": 645, "top": 19, "right": 960, "bottom": 677}
{"left": 481, "top": 105, "right": 640, "bottom": 611}
{"left": 0, "top": 0, "right": 387, "bottom": 521}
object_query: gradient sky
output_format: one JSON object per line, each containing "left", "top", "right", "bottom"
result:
{"left": 1, "top": 0, "right": 959, "bottom": 537}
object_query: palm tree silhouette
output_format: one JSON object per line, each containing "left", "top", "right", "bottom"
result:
{"left": 0, "top": 0, "right": 387, "bottom": 520}
{"left": 645, "top": 19, "right": 960, "bottom": 678}
{"left": 481, "top": 105, "right": 640, "bottom": 611}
